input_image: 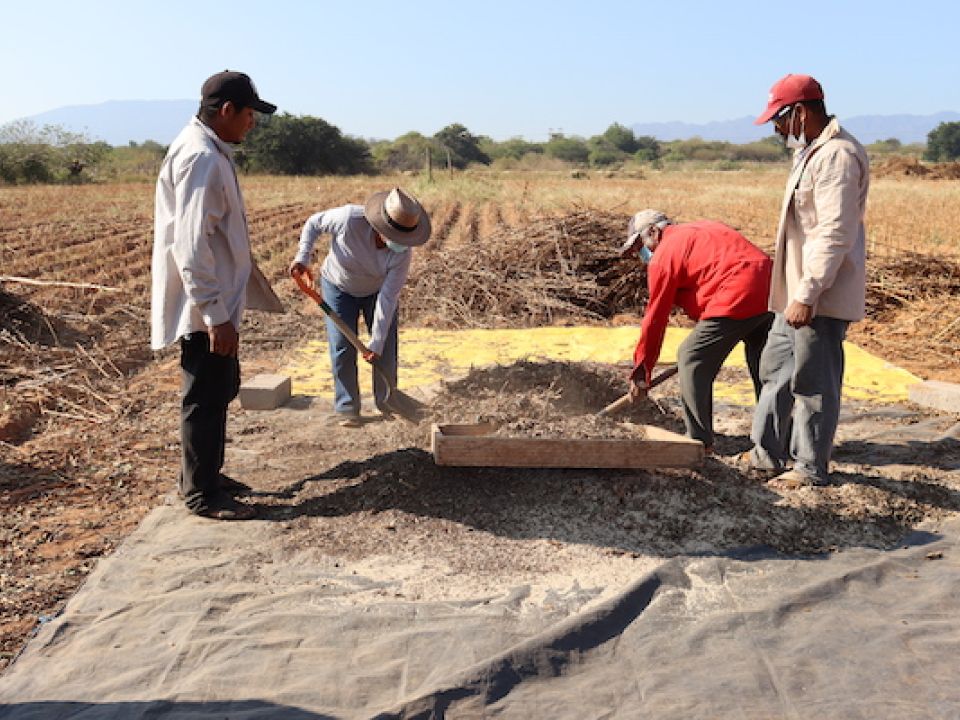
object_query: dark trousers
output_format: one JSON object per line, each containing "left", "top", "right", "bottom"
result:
{"left": 179, "top": 332, "right": 240, "bottom": 511}
{"left": 676, "top": 312, "right": 773, "bottom": 447}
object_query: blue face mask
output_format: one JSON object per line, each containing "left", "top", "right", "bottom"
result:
{"left": 639, "top": 245, "right": 653, "bottom": 263}
{"left": 384, "top": 239, "right": 409, "bottom": 254}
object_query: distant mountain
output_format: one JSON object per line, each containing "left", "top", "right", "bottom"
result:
{"left": 631, "top": 112, "right": 960, "bottom": 145}
{"left": 14, "top": 100, "right": 198, "bottom": 146}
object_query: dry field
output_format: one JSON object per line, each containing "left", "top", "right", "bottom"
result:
{"left": 1, "top": 168, "right": 959, "bottom": 668}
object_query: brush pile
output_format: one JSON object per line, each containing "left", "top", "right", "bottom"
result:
{"left": 863, "top": 254, "right": 960, "bottom": 366}
{"left": 403, "top": 208, "right": 646, "bottom": 327}
{"left": 404, "top": 206, "right": 960, "bottom": 371}
{"left": 0, "top": 286, "right": 150, "bottom": 442}
{"left": 873, "top": 156, "right": 960, "bottom": 180}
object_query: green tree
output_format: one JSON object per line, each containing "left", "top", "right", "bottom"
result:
{"left": 924, "top": 122, "right": 960, "bottom": 161}
{"left": 587, "top": 143, "right": 623, "bottom": 167}
{"left": 0, "top": 120, "right": 104, "bottom": 184}
{"left": 433, "top": 123, "right": 490, "bottom": 169}
{"left": 601, "top": 123, "right": 641, "bottom": 154}
{"left": 662, "top": 137, "right": 734, "bottom": 163}
{"left": 731, "top": 137, "right": 789, "bottom": 162}
{"left": 586, "top": 132, "right": 625, "bottom": 167}
{"left": 371, "top": 131, "right": 434, "bottom": 172}
{"left": 104, "top": 140, "right": 167, "bottom": 180}
{"left": 241, "top": 113, "right": 372, "bottom": 175}
{"left": 481, "top": 136, "right": 544, "bottom": 161}
{"left": 632, "top": 135, "right": 661, "bottom": 164}
{"left": 545, "top": 133, "right": 589, "bottom": 164}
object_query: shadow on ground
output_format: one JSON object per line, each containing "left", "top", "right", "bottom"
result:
{"left": 251, "top": 435, "right": 960, "bottom": 557}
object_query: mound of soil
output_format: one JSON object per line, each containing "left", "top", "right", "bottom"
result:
{"left": 428, "top": 360, "right": 665, "bottom": 438}
{"left": 873, "top": 156, "right": 960, "bottom": 179}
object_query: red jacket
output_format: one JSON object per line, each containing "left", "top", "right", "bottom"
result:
{"left": 633, "top": 221, "right": 772, "bottom": 383}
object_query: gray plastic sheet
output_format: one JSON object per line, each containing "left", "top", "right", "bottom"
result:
{"left": 2, "top": 503, "right": 959, "bottom": 719}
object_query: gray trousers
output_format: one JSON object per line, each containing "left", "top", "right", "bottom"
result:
{"left": 750, "top": 313, "right": 849, "bottom": 481}
{"left": 677, "top": 313, "right": 773, "bottom": 447}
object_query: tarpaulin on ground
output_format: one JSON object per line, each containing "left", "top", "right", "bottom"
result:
{"left": 2, "top": 505, "right": 958, "bottom": 719}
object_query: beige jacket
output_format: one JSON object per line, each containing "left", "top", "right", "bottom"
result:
{"left": 769, "top": 118, "right": 869, "bottom": 321}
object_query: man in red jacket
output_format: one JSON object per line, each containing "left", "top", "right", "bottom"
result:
{"left": 622, "top": 210, "right": 773, "bottom": 454}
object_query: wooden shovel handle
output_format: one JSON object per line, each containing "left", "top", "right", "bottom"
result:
{"left": 292, "top": 267, "right": 372, "bottom": 355}
{"left": 598, "top": 394, "right": 634, "bottom": 417}
{"left": 598, "top": 364, "right": 679, "bottom": 416}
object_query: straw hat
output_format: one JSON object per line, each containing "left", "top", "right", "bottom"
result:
{"left": 363, "top": 188, "right": 431, "bottom": 247}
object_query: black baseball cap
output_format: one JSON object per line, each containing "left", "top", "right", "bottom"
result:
{"left": 200, "top": 71, "right": 277, "bottom": 114}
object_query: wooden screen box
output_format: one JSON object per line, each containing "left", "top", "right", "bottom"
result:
{"left": 431, "top": 423, "right": 703, "bottom": 469}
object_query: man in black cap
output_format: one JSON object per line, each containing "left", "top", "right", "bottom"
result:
{"left": 151, "top": 71, "right": 276, "bottom": 520}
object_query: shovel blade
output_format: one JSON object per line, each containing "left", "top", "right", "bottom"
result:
{"left": 382, "top": 388, "right": 427, "bottom": 424}
{"left": 371, "top": 362, "right": 427, "bottom": 423}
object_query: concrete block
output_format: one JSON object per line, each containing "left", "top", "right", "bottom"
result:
{"left": 239, "top": 374, "right": 291, "bottom": 410}
{"left": 908, "top": 380, "right": 960, "bottom": 414}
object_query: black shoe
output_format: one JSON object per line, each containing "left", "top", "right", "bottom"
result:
{"left": 219, "top": 473, "right": 252, "bottom": 495}
{"left": 193, "top": 495, "right": 257, "bottom": 521}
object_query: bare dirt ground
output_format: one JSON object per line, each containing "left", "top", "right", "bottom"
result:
{"left": 5, "top": 307, "right": 959, "bottom": 670}
{"left": 2, "top": 198, "right": 960, "bottom": 671}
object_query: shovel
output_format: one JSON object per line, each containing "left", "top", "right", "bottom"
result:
{"left": 293, "top": 268, "right": 426, "bottom": 423}
{"left": 597, "top": 364, "right": 679, "bottom": 417}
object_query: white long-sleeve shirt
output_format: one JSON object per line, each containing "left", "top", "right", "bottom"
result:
{"left": 295, "top": 205, "right": 412, "bottom": 355}
{"left": 151, "top": 117, "right": 252, "bottom": 350}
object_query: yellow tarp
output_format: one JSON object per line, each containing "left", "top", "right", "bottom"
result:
{"left": 286, "top": 326, "right": 919, "bottom": 405}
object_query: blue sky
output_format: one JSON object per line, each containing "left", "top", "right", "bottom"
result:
{"left": 3, "top": 0, "right": 958, "bottom": 141}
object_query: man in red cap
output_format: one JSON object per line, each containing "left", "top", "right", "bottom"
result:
{"left": 743, "top": 74, "right": 869, "bottom": 487}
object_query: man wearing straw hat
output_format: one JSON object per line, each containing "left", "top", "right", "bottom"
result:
{"left": 743, "top": 74, "right": 869, "bottom": 488}
{"left": 621, "top": 211, "right": 773, "bottom": 455}
{"left": 289, "top": 188, "right": 431, "bottom": 426}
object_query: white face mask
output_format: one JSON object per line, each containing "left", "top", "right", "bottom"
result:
{"left": 384, "top": 239, "right": 409, "bottom": 254}
{"left": 784, "top": 106, "right": 808, "bottom": 149}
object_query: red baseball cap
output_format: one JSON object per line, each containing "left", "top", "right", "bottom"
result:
{"left": 754, "top": 74, "right": 824, "bottom": 125}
